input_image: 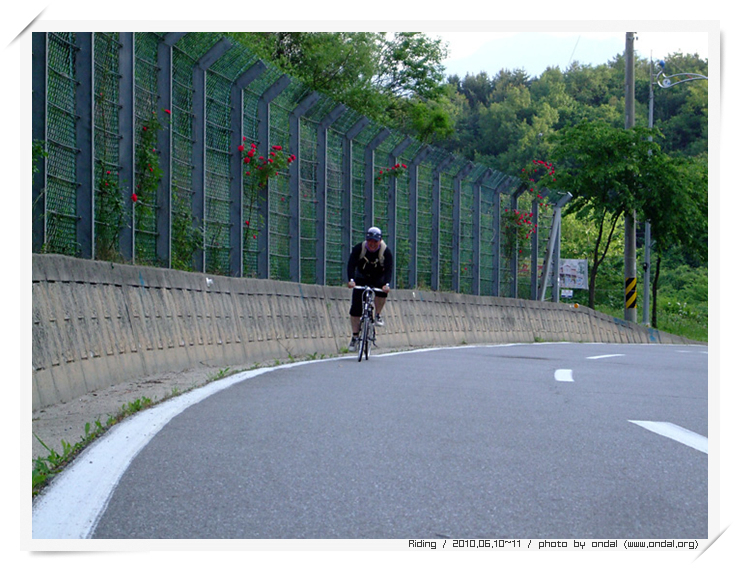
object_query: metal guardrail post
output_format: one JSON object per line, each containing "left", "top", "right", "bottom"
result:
{"left": 452, "top": 162, "right": 474, "bottom": 293}
{"left": 229, "top": 61, "right": 266, "bottom": 277}
{"left": 341, "top": 117, "right": 369, "bottom": 272}
{"left": 315, "top": 104, "right": 346, "bottom": 285}
{"left": 364, "top": 128, "right": 391, "bottom": 232}
{"left": 191, "top": 37, "right": 231, "bottom": 273}
{"left": 471, "top": 169, "right": 493, "bottom": 296}
{"left": 491, "top": 173, "right": 513, "bottom": 297}
{"left": 75, "top": 32, "right": 95, "bottom": 259}
{"left": 256, "top": 74, "right": 291, "bottom": 279}
{"left": 431, "top": 154, "right": 454, "bottom": 291}
{"left": 288, "top": 92, "right": 320, "bottom": 282}
{"left": 152, "top": 32, "right": 186, "bottom": 268}
{"left": 407, "top": 145, "right": 431, "bottom": 289}
{"left": 387, "top": 136, "right": 413, "bottom": 289}
{"left": 118, "top": 33, "right": 136, "bottom": 262}
{"left": 32, "top": 32, "right": 47, "bottom": 253}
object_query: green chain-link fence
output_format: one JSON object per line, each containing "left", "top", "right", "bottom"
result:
{"left": 32, "top": 31, "right": 560, "bottom": 299}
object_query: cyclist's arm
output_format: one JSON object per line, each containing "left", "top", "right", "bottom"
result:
{"left": 347, "top": 243, "right": 361, "bottom": 286}
{"left": 381, "top": 248, "right": 393, "bottom": 290}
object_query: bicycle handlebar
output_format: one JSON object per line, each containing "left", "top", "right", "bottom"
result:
{"left": 352, "top": 285, "right": 386, "bottom": 293}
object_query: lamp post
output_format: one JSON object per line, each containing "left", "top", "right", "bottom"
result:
{"left": 643, "top": 58, "right": 708, "bottom": 325}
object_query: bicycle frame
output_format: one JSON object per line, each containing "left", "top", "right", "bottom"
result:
{"left": 354, "top": 286, "right": 383, "bottom": 361}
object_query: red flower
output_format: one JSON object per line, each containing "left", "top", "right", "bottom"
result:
{"left": 238, "top": 144, "right": 245, "bottom": 152}
{"left": 244, "top": 220, "right": 250, "bottom": 226}
{"left": 164, "top": 109, "right": 171, "bottom": 114}
{"left": 244, "top": 157, "right": 250, "bottom": 164}
{"left": 272, "top": 145, "right": 282, "bottom": 151}
{"left": 131, "top": 193, "right": 138, "bottom": 202}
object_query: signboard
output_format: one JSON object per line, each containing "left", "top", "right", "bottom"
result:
{"left": 559, "top": 259, "right": 588, "bottom": 290}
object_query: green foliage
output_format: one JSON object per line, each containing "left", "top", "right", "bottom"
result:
{"left": 227, "top": 32, "right": 451, "bottom": 142}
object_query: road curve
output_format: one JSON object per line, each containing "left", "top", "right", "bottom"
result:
{"left": 32, "top": 343, "right": 708, "bottom": 540}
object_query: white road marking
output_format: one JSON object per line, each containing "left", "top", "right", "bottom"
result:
{"left": 554, "top": 369, "right": 574, "bottom": 382}
{"left": 628, "top": 421, "right": 708, "bottom": 454}
{"left": 586, "top": 353, "right": 625, "bottom": 360}
{"left": 31, "top": 359, "right": 340, "bottom": 540}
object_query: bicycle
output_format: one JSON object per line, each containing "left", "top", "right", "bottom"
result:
{"left": 354, "top": 286, "right": 384, "bottom": 361}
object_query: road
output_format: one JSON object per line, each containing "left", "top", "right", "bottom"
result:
{"left": 33, "top": 343, "right": 708, "bottom": 539}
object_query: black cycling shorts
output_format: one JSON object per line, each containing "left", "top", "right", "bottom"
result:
{"left": 349, "top": 284, "right": 387, "bottom": 317}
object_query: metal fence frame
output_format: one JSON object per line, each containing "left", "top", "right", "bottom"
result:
{"left": 32, "top": 31, "right": 561, "bottom": 299}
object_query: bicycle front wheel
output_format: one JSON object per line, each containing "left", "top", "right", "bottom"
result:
{"left": 359, "top": 317, "right": 371, "bottom": 361}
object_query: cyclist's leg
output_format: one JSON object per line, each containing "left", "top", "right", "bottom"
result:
{"left": 348, "top": 288, "right": 363, "bottom": 348}
{"left": 374, "top": 288, "right": 388, "bottom": 326}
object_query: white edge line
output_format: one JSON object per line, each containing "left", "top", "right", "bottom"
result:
{"left": 629, "top": 420, "right": 708, "bottom": 454}
{"left": 31, "top": 359, "right": 336, "bottom": 540}
{"left": 586, "top": 353, "right": 626, "bottom": 360}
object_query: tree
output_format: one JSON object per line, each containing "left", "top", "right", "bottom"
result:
{"left": 640, "top": 152, "right": 708, "bottom": 326}
{"left": 227, "top": 32, "right": 451, "bottom": 142}
{"left": 550, "top": 121, "right": 668, "bottom": 309}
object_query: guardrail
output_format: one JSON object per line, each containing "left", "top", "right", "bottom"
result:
{"left": 32, "top": 254, "right": 697, "bottom": 410}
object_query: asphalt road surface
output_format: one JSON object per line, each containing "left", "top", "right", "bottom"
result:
{"left": 37, "top": 343, "right": 709, "bottom": 540}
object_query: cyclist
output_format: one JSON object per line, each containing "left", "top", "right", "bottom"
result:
{"left": 347, "top": 226, "right": 393, "bottom": 350}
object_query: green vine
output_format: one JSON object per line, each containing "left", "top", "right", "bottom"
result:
{"left": 502, "top": 159, "right": 556, "bottom": 257}
{"left": 238, "top": 140, "right": 295, "bottom": 249}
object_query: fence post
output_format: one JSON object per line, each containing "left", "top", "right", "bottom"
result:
{"left": 341, "top": 117, "right": 369, "bottom": 272}
{"left": 509, "top": 184, "right": 527, "bottom": 297}
{"left": 431, "top": 155, "right": 454, "bottom": 291}
{"left": 315, "top": 104, "right": 346, "bottom": 285}
{"left": 407, "top": 145, "right": 431, "bottom": 289}
{"left": 256, "top": 74, "right": 291, "bottom": 279}
{"left": 364, "top": 128, "right": 391, "bottom": 231}
{"left": 452, "top": 162, "right": 474, "bottom": 293}
{"left": 117, "top": 33, "right": 135, "bottom": 261}
{"left": 191, "top": 37, "right": 231, "bottom": 273}
{"left": 471, "top": 169, "right": 493, "bottom": 296}
{"left": 288, "top": 92, "right": 320, "bottom": 282}
{"left": 229, "top": 61, "right": 266, "bottom": 277}
{"left": 32, "top": 32, "right": 47, "bottom": 253}
{"left": 152, "top": 32, "right": 186, "bottom": 268}
{"left": 491, "top": 173, "right": 511, "bottom": 297}
{"left": 74, "top": 33, "right": 95, "bottom": 259}
{"left": 387, "top": 137, "right": 412, "bottom": 288}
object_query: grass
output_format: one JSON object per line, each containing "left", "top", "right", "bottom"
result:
{"left": 32, "top": 397, "right": 154, "bottom": 496}
{"left": 594, "top": 300, "right": 708, "bottom": 343}
{"left": 32, "top": 371, "right": 238, "bottom": 497}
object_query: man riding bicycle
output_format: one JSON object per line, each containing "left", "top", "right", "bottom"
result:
{"left": 347, "top": 226, "right": 393, "bottom": 350}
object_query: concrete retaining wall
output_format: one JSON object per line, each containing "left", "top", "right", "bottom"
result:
{"left": 31, "top": 254, "right": 698, "bottom": 411}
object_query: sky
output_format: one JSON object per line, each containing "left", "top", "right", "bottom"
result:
{"left": 434, "top": 31, "right": 712, "bottom": 79}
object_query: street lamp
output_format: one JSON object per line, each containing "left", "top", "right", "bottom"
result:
{"left": 643, "top": 57, "right": 708, "bottom": 325}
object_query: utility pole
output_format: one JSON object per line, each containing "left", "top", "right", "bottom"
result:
{"left": 623, "top": 32, "right": 637, "bottom": 322}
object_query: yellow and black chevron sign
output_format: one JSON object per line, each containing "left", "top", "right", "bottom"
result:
{"left": 625, "top": 277, "right": 637, "bottom": 309}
